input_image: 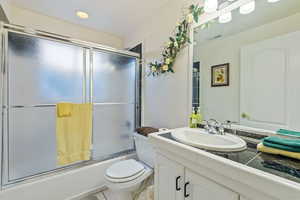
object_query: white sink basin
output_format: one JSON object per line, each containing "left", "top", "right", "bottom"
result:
{"left": 171, "top": 128, "right": 247, "bottom": 152}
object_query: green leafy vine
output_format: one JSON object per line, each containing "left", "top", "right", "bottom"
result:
{"left": 148, "top": 4, "right": 214, "bottom": 76}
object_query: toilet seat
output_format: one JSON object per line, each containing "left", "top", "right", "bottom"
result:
{"left": 105, "top": 159, "right": 146, "bottom": 183}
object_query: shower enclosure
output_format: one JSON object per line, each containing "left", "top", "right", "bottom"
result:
{"left": 0, "top": 24, "right": 140, "bottom": 187}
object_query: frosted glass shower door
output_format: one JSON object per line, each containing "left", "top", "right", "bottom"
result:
{"left": 8, "top": 32, "right": 84, "bottom": 105}
{"left": 2, "top": 30, "right": 139, "bottom": 185}
{"left": 5, "top": 32, "right": 85, "bottom": 182}
{"left": 92, "top": 50, "right": 137, "bottom": 159}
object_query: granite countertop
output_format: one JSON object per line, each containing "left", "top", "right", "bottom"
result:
{"left": 159, "top": 131, "right": 300, "bottom": 184}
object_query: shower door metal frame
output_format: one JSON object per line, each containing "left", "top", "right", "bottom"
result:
{"left": 0, "top": 23, "right": 140, "bottom": 188}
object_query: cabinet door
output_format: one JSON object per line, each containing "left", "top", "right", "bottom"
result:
{"left": 155, "top": 154, "right": 185, "bottom": 200}
{"left": 185, "top": 169, "right": 239, "bottom": 200}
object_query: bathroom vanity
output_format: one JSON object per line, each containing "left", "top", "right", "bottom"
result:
{"left": 149, "top": 129, "right": 300, "bottom": 200}
{"left": 182, "top": 1, "right": 300, "bottom": 198}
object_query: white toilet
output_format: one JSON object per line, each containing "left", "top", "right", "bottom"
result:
{"left": 104, "top": 132, "right": 155, "bottom": 199}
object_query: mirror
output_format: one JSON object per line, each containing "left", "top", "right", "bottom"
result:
{"left": 192, "top": 0, "right": 300, "bottom": 131}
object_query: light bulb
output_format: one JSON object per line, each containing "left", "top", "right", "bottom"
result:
{"left": 76, "top": 11, "right": 89, "bottom": 19}
{"left": 239, "top": 1, "right": 255, "bottom": 15}
{"left": 268, "top": 0, "right": 280, "bottom": 3}
{"left": 204, "top": 0, "right": 218, "bottom": 13}
{"left": 218, "top": 12, "right": 232, "bottom": 23}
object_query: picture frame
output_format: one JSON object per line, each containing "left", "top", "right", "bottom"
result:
{"left": 211, "top": 63, "right": 230, "bottom": 87}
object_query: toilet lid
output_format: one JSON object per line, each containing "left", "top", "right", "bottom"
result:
{"left": 105, "top": 169, "right": 145, "bottom": 183}
{"left": 106, "top": 159, "right": 145, "bottom": 179}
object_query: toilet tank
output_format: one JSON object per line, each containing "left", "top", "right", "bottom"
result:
{"left": 133, "top": 133, "right": 155, "bottom": 168}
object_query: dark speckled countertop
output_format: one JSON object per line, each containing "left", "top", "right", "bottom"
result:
{"left": 159, "top": 131, "right": 300, "bottom": 184}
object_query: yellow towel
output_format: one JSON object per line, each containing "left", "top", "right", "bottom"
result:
{"left": 56, "top": 103, "right": 93, "bottom": 166}
{"left": 57, "top": 102, "right": 73, "bottom": 117}
{"left": 257, "top": 143, "right": 300, "bottom": 160}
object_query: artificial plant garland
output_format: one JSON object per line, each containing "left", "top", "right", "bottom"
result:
{"left": 148, "top": 4, "right": 213, "bottom": 76}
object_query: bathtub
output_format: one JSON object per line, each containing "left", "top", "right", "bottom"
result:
{"left": 0, "top": 153, "right": 136, "bottom": 200}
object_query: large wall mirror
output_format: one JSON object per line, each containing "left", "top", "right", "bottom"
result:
{"left": 192, "top": 0, "right": 300, "bottom": 132}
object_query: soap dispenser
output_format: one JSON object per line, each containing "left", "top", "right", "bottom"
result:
{"left": 189, "top": 107, "right": 197, "bottom": 128}
{"left": 196, "top": 107, "right": 203, "bottom": 127}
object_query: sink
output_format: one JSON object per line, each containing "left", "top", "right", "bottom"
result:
{"left": 171, "top": 128, "right": 247, "bottom": 152}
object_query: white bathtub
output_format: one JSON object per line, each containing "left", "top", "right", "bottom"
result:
{"left": 0, "top": 153, "right": 136, "bottom": 200}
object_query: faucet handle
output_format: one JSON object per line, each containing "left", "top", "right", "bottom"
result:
{"left": 202, "top": 120, "right": 209, "bottom": 129}
{"left": 202, "top": 120, "right": 208, "bottom": 127}
{"left": 223, "top": 120, "right": 238, "bottom": 129}
{"left": 208, "top": 119, "right": 219, "bottom": 127}
{"left": 218, "top": 123, "right": 225, "bottom": 135}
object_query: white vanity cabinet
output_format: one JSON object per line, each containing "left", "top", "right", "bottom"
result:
{"left": 151, "top": 132, "right": 300, "bottom": 200}
{"left": 155, "top": 154, "right": 185, "bottom": 200}
{"left": 155, "top": 153, "right": 239, "bottom": 200}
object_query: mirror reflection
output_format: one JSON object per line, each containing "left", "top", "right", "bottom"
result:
{"left": 193, "top": 0, "right": 300, "bottom": 132}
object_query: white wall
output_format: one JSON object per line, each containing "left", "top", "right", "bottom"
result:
{"left": 125, "top": 0, "right": 200, "bottom": 129}
{"left": 194, "top": 12, "right": 300, "bottom": 122}
{"left": 0, "top": 154, "right": 134, "bottom": 200}
{"left": 1, "top": 2, "right": 123, "bottom": 49}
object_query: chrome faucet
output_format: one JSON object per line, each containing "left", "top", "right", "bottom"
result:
{"left": 203, "top": 119, "right": 225, "bottom": 135}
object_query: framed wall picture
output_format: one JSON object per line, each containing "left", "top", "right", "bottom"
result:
{"left": 211, "top": 63, "right": 230, "bottom": 87}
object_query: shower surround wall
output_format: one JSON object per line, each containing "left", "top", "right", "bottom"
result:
{"left": 0, "top": 24, "right": 140, "bottom": 195}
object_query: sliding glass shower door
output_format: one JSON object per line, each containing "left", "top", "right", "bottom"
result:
{"left": 5, "top": 32, "right": 86, "bottom": 182}
{"left": 92, "top": 50, "right": 136, "bottom": 159}
{"left": 1, "top": 30, "right": 139, "bottom": 185}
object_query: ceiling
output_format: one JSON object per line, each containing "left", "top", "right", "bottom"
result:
{"left": 8, "top": 0, "right": 172, "bottom": 38}
{"left": 194, "top": 0, "right": 300, "bottom": 45}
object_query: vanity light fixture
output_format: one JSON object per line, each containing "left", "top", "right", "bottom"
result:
{"left": 239, "top": 1, "right": 255, "bottom": 15}
{"left": 268, "top": 0, "right": 280, "bottom": 3}
{"left": 204, "top": 0, "right": 218, "bottom": 13}
{"left": 218, "top": 2, "right": 232, "bottom": 24}
{"left": 219, "top": 11, "right": 232, "bottom": 23}
{"left": 76, "top": 11, "right": 89, "bottom": 19}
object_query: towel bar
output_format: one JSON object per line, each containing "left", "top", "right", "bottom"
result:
{"left": 7, "top": 102, "right": 136, "bottom": 109}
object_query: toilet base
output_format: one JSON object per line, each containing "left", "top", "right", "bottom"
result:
{"left": 102, "top": 189, "right": 134, "bottom": 200}
{"left": 104, "top": 161, "right": 153, "bottom": 200}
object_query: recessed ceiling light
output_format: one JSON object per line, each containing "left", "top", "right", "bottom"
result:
{"left": 76, "top": 11, "right": 89, "bottom": 19}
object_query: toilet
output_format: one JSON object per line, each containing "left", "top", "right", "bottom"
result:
{"left": 104, "top": 132, "right": 155, "bottom": 199}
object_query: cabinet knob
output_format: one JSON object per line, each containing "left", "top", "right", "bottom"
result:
{"left": 176, "top": 176, "right": 181, "bottom": 191}
{"left": 184, "top": 182, "right": 190, "bottom": 198}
